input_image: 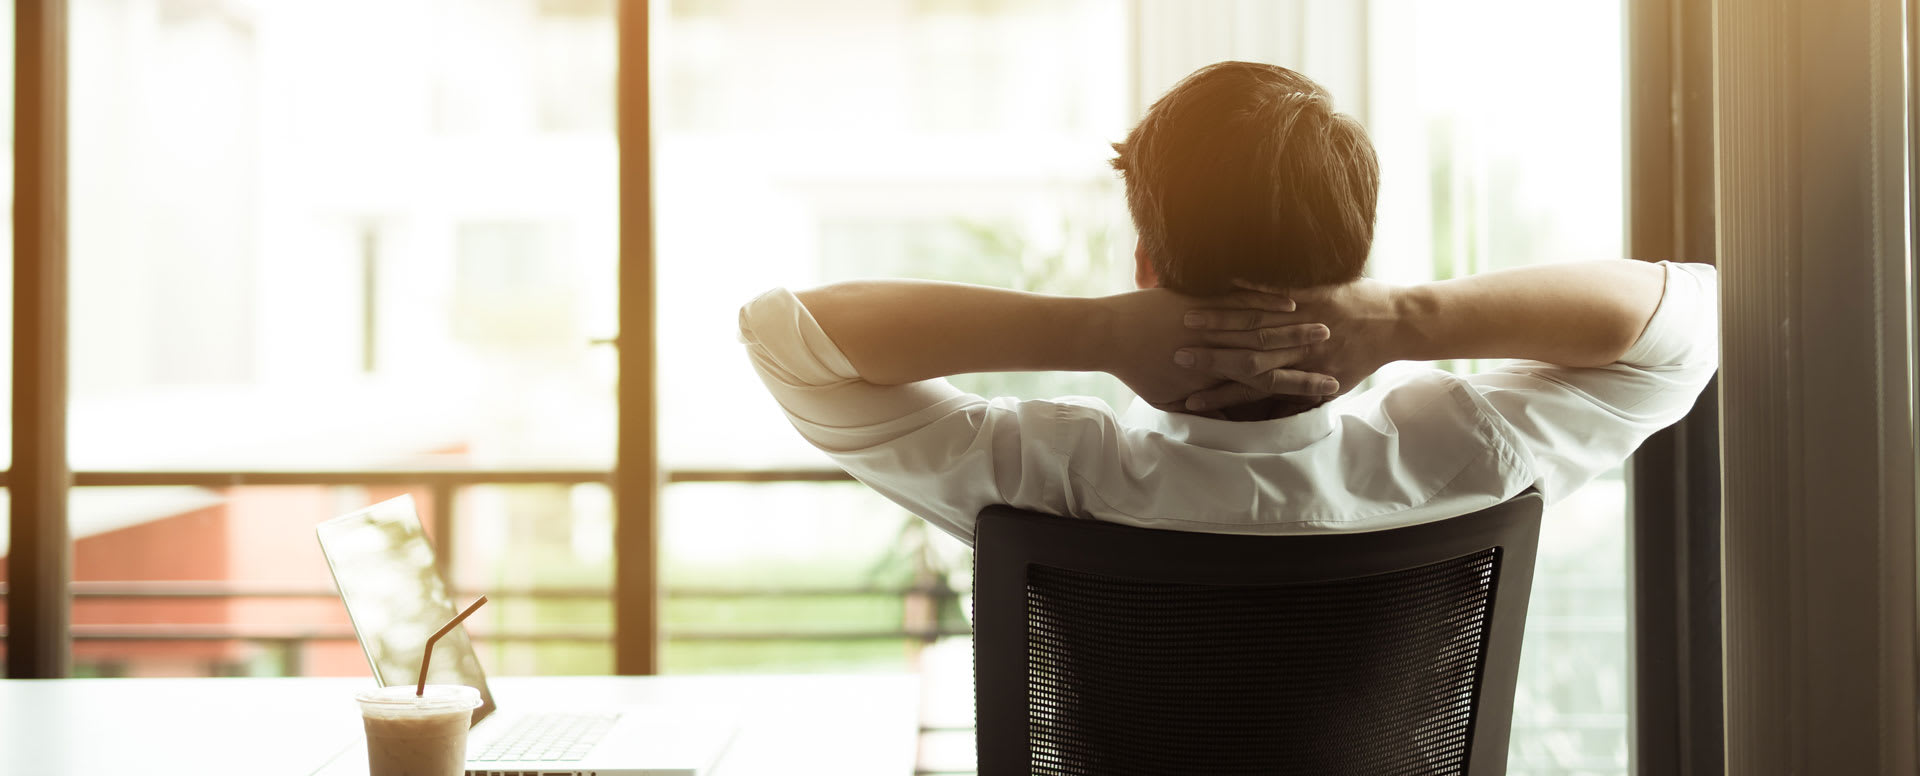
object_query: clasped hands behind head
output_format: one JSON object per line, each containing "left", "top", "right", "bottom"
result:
{"left": 1113, "top": 276, "right": 1400, "bottom": 420}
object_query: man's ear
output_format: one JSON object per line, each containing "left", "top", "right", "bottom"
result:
{"left": 1134, "top": 241, "right": 1160, "bottom": 289}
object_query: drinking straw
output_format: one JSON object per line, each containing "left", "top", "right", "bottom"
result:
{"left": 417, "top": 595, "right": 488, "bottom": 697}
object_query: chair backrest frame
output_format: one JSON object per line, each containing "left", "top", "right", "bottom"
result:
{"left": 973, "top": 491, "right": 1544, "bottom": 776}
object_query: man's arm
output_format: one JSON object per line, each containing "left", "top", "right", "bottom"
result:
{"left": 1392, "top": 259, "right": 1666, "bottom": 366}
{"left": 1181, "top": 259, "right": 1717, "bottom": 501}
{"left": 1177, "top": 260, "right": 1669, "bottom": 409}
{"left": 739, "top": 281, "right": 1333, "bottom": 543}
{"left": 794, "top": 280, "right": 1336, "bottom": 409}
{"left": 795, "top": 281, "right": 1105, "bottom": 384}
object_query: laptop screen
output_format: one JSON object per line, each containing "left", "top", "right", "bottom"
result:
{"left": 316, "top": 495, "right": 497, "bottom": 725}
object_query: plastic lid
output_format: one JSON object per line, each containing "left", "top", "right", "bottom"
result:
{"left": 354, "top": 684, "right": 481, "bottom": 714}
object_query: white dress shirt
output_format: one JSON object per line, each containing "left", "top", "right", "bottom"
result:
{"left": 739, "top": 262, "right": 1718, "bottom": 545}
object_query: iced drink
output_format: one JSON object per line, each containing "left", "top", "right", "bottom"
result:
{"left": 355, "top": 684, "right": 480, "bottom": 776}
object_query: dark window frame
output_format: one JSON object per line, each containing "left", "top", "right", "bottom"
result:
{"left": 9, "top": 0, "right": 73, "bottom": 679}
{"left": 1624, "top": 0, "right": 1724, "bottom": 774}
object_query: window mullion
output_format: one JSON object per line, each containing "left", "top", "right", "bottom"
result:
{"left": 9, "top": 0, "right": 72, "bottom": 679}
{"left": 614, "top": 0, "right": 660, "bottom": 677}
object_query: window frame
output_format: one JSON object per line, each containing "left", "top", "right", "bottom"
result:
{"left": 1623, "top": 0, "right": 1725, "bottom": 773}
{"left": 8, "top": 0, "right": 72, "bottom": 679}
{"left": 613, "top": 0, "right": 659, "bottom": 677}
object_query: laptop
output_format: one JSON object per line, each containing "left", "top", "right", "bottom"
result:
{"left": 316, "top": 495, "right": 735, "bottom": 776}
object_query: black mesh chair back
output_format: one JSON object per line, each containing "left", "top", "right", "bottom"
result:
{"left": 973, "top": 491, "right": 1543, "bottom": 776}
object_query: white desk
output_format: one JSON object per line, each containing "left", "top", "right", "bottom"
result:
{"left": 0, "top": 674, "right": 920, "bottom": 776}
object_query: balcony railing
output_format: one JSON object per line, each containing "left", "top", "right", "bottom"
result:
{"left": 2, "top": 466, "right": 973, "bottom": 773}
{"left": 0, "top": 581, "right": 972, "bottom": 675}
{"left": 2, "top": 467, "right": 968, "bottom": 654}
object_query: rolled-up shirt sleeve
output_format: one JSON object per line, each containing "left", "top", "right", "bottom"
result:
{"left": 1465, "top": 261, "right": 1719, "bottom": 501}
{"left": 739, "top": 288, "right": 1063, "bottom": 543}
{"left": 739, "top": 288, "right": 969, "bottom": 443}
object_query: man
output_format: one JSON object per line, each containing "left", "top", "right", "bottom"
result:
{"left": 738, "top": 61, "right": 1716, "bottom": 544}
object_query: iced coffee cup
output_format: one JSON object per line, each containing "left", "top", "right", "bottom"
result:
{"left": 355, "top": 684, "right": 480, "bottom": 776}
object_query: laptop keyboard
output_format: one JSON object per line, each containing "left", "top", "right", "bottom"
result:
{"left": 472, "top": 711, "right": 621, "bottom": 762}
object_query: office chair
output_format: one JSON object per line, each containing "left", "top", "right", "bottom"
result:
{"left": 973, "top": 491, "right": 1543, "bottom": 776}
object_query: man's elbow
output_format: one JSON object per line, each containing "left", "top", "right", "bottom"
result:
{"left": 1599, "top": 261, "right": 1672, "bottom": 365}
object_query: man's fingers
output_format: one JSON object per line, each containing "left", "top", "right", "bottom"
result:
{"left": 1173, "top": 346, "right": 1313, "bottom": 378}
{"left": 1182, "top": 370, "right": 1340, "bottom": 412}
{"left": 1194, "top": 324, "right": 1329, "bottom": 350}
{"left": 1183, "top": 309, "right": 1306, "bottom": 331}
{"left": 1229, "top": 278, "right": 1290, "bottom": 296}
{"left": 1183, "top": 381, "right": 1268, "bottom": 412}
{"left": 1217, "top": 290, "right": 1297, "bottom": 312}
{"left": 1255, "top": 368, "right": 1340, "bottom": 396}
{"left": 1235, "top": 277, "right": 1340, "bottom": 304}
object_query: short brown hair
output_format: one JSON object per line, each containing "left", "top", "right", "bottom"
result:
{"left": 1112, "top": 62, "right": 1379, "bottom": 294}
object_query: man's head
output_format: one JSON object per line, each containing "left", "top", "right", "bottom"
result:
{"left": 1113, "top": 62, "right": 1379, "bottom": 295}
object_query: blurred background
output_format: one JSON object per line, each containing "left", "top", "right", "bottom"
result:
{"left": 0, "top": 0, "right": 1629, "bottom": 773}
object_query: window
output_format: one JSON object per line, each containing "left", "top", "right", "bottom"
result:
{"left": 1368, "top": 4, "right": 1630, "bottom": 773}
{"left": 8, "top": 2, "right": 1637, "bottom": 773}
{"left": 60, "top": 0, "right": 616, "bottom": 677}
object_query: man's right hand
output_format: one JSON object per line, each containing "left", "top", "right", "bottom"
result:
{"left": 1175, "top": 277, "right": 1403, "bottom": 412}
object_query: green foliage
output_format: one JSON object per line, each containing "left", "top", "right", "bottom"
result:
{"left": 663, "top": 639, "right": 914, "bottom": 674}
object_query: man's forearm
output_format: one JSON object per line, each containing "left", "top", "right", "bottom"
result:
{"left": 795, "top": 280, "right": 1108, "bottom": 385}
{"left": 1392, "top": 260, "right": 1666, "bottom": 367}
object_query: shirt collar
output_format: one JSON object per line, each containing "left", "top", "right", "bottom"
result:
{"left": 1122, "top": 396, "right": 1338, "bottom": 452}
